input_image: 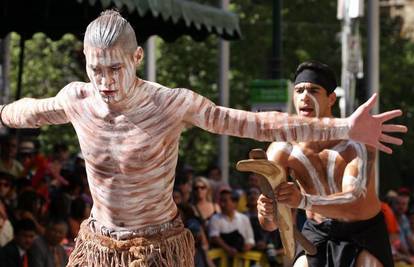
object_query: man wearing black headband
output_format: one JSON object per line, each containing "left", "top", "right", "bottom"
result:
{"left": 257, "top": 61, "right": 393, "bottom": 267}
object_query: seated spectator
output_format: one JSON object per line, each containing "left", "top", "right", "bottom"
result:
{"left": 191, "top": 176, "right": 220, "bottom": 229}
{"left": 47, "top": 143, "right": 70, "bottom": 192}
{"left": 392, "top": 188, "right": 414, "bottom": 254}
{"left": 14, "top": 190, "right": 46, "bottom": 235}
{"left": 209, "top": 188, "right": 255, "bottom": 259}
{"left": 31, "top": 219, "right": 68, "bottom": 267}
{"left": 18, "top": 140, "right": 48, "bottom": 191}
{"left": 0, "top": 219, "right": 37, "bottom": 267}
{"left": 67, "top": 197, "right": 89, "bottom": 242}
{"left": 245, "top": 187, "right": 267, "bottom": 250}
{"left": 245, "top": 187, "right": 282, "bottom": 267}
{"left": 69, "top": 165, "right": 92, "bottom": 206}
{"left": 178, "top": 203, "right": 214, "bottom": 267}
{"left": 175, "top": 174, "right": 192, "bottom": 205}
{"left": 381, "top": 201, "right": 414, "bottom": 264}
{"left": 206, "top": 165, "right": 228, "bottom": 202}
{"left": 0, "top": 200, "right": 13, "bottom": 247}
{"left": 0, "top": 171, "right": 17, "bottom": 220}
{"left": 173, "top": 188, "right": 183, "bottom": 205}
{"left": 0, "top": 135, "right": 24, "bottom": 178}
{"left": 48, "top": 190, "right": 72, "bottom": 222}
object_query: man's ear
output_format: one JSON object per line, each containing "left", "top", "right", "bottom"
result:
{"left": 133, "top": 46, "right": 144, "bottom": 66}
{"left": 328, "top": 92, "right": 337, "bottom": 107}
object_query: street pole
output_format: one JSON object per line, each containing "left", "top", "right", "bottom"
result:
{"left": 367, "top": 0, "right": 380, "bottom": 193}
{"left": 219, "top": 0, "right": 230, "bottom": 184}
{"left": 144, "top": 36, "right": 156, "bottom": 82}
{"left": 338, "top": 0, "right": 364, "bottom": 116}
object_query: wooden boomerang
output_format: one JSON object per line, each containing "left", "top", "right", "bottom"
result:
{"left": 236, "top": 149, "right": 317, "bottom": 259}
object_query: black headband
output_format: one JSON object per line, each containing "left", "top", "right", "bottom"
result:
{"left": 294, "top": 68, "right": 337, "bottom": 94}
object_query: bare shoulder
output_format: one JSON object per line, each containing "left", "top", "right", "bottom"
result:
{"left": 60, "top": 82, "right": 93, "bottom": 100}
{"left": 144, "top": 81, "right": 190, "bottom": 104}
{"left": 267, "top": 142, "right": 293, "bottom": 166}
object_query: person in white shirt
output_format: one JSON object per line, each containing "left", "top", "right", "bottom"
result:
{"left": 209, "top": 188, "right": 255, "bottom": 257}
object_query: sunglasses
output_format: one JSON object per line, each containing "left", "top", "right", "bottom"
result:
{"left": 194, "top": 185, "right": 207, "bottom": 190}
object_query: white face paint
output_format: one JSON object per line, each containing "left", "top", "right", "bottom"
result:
{"left": 84, "top": 44, "right": 137, "bottom": 105}
{"left": 294, "top": 88, "right": 320, "bottom": 118}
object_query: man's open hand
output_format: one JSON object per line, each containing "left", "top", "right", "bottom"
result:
{"left": 348, "top": 93, "right": 407, "bottom": 154}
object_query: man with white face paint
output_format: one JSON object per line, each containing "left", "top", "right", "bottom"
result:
{"left": 257, "top": 61, "right": 394, "bottom": 267}
{"left": 0, "top": 10, "right": 405, "bottom": 266}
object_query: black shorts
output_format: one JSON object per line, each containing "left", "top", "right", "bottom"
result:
{"left": 294, "top": 212, "right": 394, "bottom": 267}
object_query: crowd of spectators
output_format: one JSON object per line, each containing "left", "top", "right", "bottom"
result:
{"left": 381, "top": 187, "right": 414, "bottom": 266}
{"left": 0, "top": 134, "right": 90, "bottom": 267}
{"left": 174, "top": 165, "right": 286, "bottom": 267}
{"left": 174, "top": 163, "right": 414, "bottom": 267}
{"left": 1, "top": 132, "right": 414, "bottom": 267}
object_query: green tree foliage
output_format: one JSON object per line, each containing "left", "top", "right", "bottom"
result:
{"left": 158, "top": 0, "right": 343, "bottom": 185}
{"left": 6, "top": 2, "right": 412, "bottom": 192}
{"left": 9, "top": 33, "right": 84, "bottom": 154}
{"left": 377, "top": 16, "right": 414, "bottom": 194}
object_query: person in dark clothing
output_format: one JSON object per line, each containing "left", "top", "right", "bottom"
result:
{"left": 0, "top": 218, "right": 37, "bottom": 267}
{"left": 30, "top": 219, "right": 68, "bottom": 267}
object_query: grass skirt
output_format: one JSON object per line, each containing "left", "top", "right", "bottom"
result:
{"left": 67, "top": 219, "right": 195, "bottom": 267}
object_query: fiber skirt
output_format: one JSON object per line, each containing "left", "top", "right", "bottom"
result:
{"left": 67, "top": 218, "right": 195, "bottom": 267}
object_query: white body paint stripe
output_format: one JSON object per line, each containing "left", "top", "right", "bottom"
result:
{"left": 327, "top": 150, "right": 339, "bottom": 193}
{"left": 291, "top": 146, "right": 326, "bottom": 195}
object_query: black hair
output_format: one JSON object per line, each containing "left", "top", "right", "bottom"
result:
{"left": 219, "top": 189, "right": 239, "bottom": 202}
{"left": 14, "top": 219, "right": 36, "bottom": 235}
{"left": 294, "top": 60, "right": 337, "bottom": 95}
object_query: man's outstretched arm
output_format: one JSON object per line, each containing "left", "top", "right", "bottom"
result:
{"left": 0, "top": 84, "right": 71, "bottom": 128}
{"left": 183, "top": 90, "right": 407, "bottom": 154}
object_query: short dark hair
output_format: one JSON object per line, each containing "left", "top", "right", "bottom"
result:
{"left": 294, "top": 60, "right": 337, "bottom": 94}
{"left": 219, "top": 188, "right": 239, "bottom": 202}
{"left": 14, "top": 219, "right": 36, "bottom": 235}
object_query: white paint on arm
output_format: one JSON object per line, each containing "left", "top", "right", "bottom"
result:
{"left": 304, "top": 176, "right": 360, "bottom": 206}
{"left": 182, "top": 90, "right": 350, "bottom": 143}
{"left": 1, "top": 83, "right": 72, "bottom": 128}
{"left": 301, "top": 142, "right": 369, "bottom": 208}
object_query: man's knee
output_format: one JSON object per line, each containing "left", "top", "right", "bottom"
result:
{"left": 355, "top": 250, "right": 383, "bottom": 267}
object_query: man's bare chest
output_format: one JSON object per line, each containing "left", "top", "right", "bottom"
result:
{"left": 75, "top": 114, "right": 180, "bottom": 173}
{"left": 287, "top": 144, "right": 349, "bottom": 193}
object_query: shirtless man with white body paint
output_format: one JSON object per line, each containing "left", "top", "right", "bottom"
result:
{"left": 258, "top": 61, "right": 395, "bottom": 267}
{"left": 0, "top": 11, "right": 406, "bottom": 266}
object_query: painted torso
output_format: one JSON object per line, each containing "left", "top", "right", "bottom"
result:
{"left": 64, "top": 81, "right": 187, "bottom": 230}
{"left": 267, "top": 140, "right": 379, "bottom": 223}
